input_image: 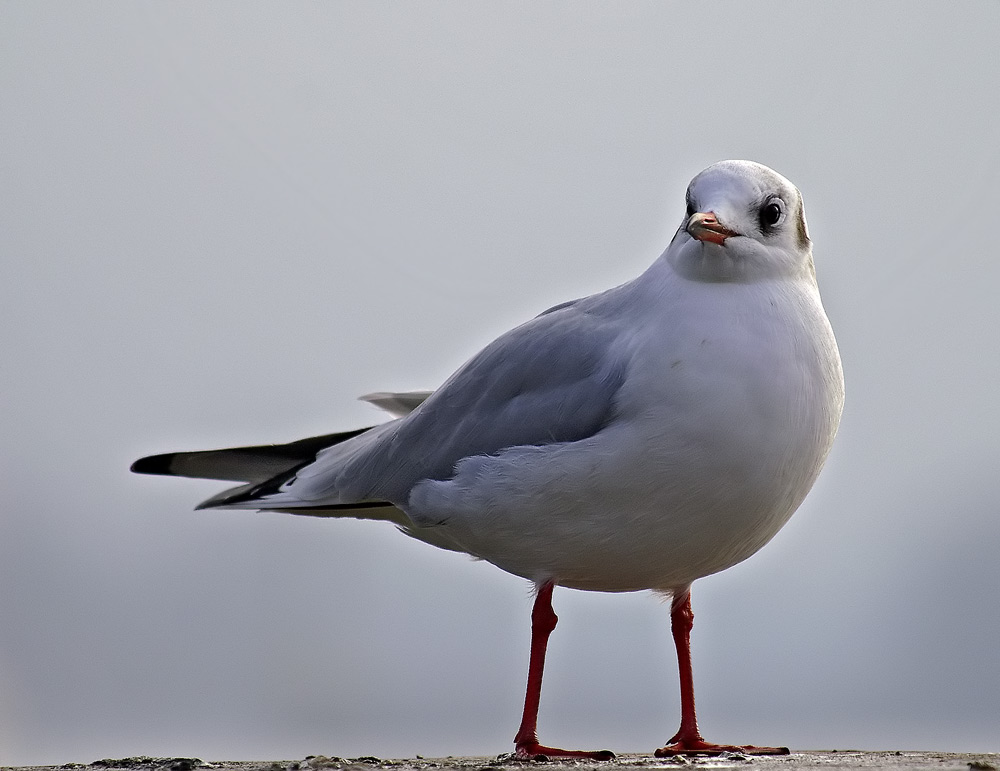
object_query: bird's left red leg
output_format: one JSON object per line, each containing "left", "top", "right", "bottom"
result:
{"left": 654, "top": 589, "right": 789, "bottom": 757}
{"left": 513, "top": 581, "right": 615, "bottom": 761}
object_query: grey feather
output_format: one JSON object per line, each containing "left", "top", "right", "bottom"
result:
{"left": 359, "top": 391, "right": 433, "bottom": 418}
{"left": 279, "top": 296, "right": 630, "bottom": 507}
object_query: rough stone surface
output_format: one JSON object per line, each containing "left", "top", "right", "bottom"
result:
{"left": 3, "top": 752, "right": 998, "bottom": 771}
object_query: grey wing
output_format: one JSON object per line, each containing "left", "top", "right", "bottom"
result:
{"left": 261, "top": 300, "right": 630, "bottom": 507}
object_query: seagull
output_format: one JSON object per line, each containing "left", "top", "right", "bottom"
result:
{"left": 132, "top": 160, "right": 844, "bottom": 759}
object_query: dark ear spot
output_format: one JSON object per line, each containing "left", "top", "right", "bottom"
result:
{"left": 795, "top": 193, "right": 811, "bottom": 250}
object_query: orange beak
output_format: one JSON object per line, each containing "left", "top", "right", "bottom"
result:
{"left": 686, "top": 211, "right": 737, "bottom": 245}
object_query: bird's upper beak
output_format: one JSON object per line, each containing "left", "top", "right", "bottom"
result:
{"left": 686, "top": 211, "right": 737, "bottom": 245}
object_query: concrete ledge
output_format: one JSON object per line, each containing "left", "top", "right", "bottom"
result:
{"left": 4, "top": 752, "right": 998, "bottom": 771}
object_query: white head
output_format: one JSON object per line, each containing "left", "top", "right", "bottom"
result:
{"left": 667, "top": 160, "right": 814, "bottom": 284}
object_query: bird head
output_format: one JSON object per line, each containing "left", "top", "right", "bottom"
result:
{"left": 668, "top": 160, "right": 814, "bottom": 284}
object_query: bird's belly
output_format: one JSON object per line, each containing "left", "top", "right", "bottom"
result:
{"left": 407, "top": 402, "right": 831, "bottom": 592}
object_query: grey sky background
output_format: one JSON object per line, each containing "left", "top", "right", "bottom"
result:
{"left": 2, "top": 2, "right": 999, "bottom": 765}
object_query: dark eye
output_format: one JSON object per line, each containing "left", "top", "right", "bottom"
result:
{"left": 685, "top": 195, "right": 696, "bottom": 219}
{"left": 759, "top": 198, "right": 785, "bottom": 232}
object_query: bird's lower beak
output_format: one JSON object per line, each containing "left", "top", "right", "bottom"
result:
{"left": 686, "top": 211, "right": 737, "bottom": 245}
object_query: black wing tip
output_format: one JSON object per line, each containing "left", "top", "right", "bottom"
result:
{"left": 193, "top": 479, "right": 277, "bottom": 510}
{"left": 130, "top": 453, "right": 177, "bottom": 476}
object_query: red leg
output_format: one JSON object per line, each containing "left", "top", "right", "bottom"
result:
{"left": 654, "top": 589, "right": 789, "bottom": 757}
{"left": 513, "top": 581, "right": 615, "bottom": 761}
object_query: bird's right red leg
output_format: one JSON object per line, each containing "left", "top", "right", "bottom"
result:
{"left": 654, "top": 589, "right": 789, "bottom": 757}
{"left": 513, "top": 581, "right": 615, "bottom": 761}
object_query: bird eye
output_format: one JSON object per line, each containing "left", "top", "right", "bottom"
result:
{"left": 759, "top": 198, "right": 785, "bottom": 232}
{"left": 685, "top": 196, "right": 696, "bottom": 219}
